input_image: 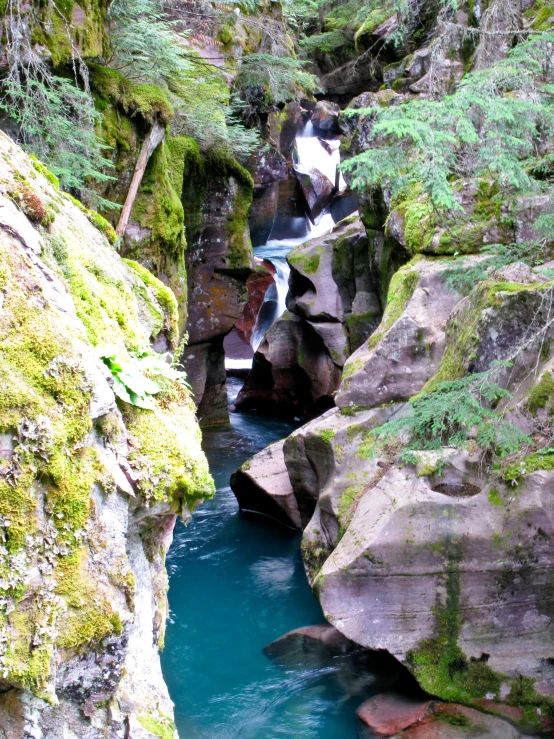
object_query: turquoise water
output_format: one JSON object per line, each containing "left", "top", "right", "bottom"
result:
{"left": 161, "top": 395, "right": 396, "bottom": 738}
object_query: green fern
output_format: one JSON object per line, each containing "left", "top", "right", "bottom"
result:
{"left": 375, "top": 363, "right": 530, "bottom": 458}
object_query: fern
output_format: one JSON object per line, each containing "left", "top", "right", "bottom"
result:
{"left": 375, "top": 363, "right": 530, "bottom": 458}
{"left": 235, "top": 53, "right": 320, "bottom": 106}
{"left": 342, "top": 31, "right": 554, "bottom": 215}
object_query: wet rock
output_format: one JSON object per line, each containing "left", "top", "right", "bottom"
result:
{"left": 237, "top": 217, "right": 383, "bottom": 419}
{"left": 311, "top": 101, "right": 341, "bottom": 134}
{"left": 356, "top": 691, "right": 431, "bottom": 736}
{"left": 230, "top": 439, "right": 301, "bottom": 529}
{"left": 264, "top": 625, "right": 406, "bottom": 698}
{"left": 235, "top": 259, "right": 276, "bottom": 345}
{"left": 401, "top": 703, "right": 524, "bottom": 738}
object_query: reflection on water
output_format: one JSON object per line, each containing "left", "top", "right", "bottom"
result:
{"left": 161, "top": 403, "right": 398, "bottom": 738}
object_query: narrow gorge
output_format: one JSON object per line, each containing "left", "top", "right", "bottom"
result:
{"left": 1, "top": 0, "right": 554, "bottom": 737}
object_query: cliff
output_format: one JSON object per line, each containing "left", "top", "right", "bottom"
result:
{"left": 0, "top": 132, "right": 213, "bottom": 738}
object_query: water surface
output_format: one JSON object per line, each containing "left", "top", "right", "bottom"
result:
{"left": 162, "top": 387, "right": 385, "bottom": 738}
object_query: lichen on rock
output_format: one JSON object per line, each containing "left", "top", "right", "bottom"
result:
{"left": 0, "top": 131, "right": 213, "bottom": 737}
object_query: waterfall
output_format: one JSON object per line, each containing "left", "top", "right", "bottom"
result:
{"left": 226, "top": 117, "right": 356, "bottom": 372}
{"left": 251, "top": 258, "right": 291, "bottom": 351}
{"left": 248, "top": 120, "right": 347, "bottom": 353}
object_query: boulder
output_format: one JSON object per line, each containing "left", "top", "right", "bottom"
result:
{"left": 400, "top": 704, "right": 524, "bottom": 738}
{"left": 356, "top": 692, "right": 431, "bottom": 736}
{"left": 336, "top": 258, "right": 463, "bottom": 409}
{"left": 236, "top": 217, "right": 383, "bottom": 419}
{"left": 311, "top": 101, "right": 341, "bottom": 134}
{"left": 230, "top": 439, "right": 301, "bottom": 529}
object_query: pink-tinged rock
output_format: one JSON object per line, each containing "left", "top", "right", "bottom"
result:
{"left": 230, "top": 438, "right": 301, "bottom": 529}
{"left": 402, "top": 704, "right": 523, "bottom": 738}
{"left": 356, "top": 691, "right": 430, "bottom": 736}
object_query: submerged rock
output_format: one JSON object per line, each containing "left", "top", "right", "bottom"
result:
{"left": 356, "top": 691, "right": 431, "bottom": 736}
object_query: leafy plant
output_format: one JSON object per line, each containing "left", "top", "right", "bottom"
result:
{"left": 342, "top": 32, "right": 554, "bottom": 217}
{"left": 99, "top": 349, "right": 162, "bottom": 410}
{"left": 234, "top": 53, "right": 320, "bottom": 106}
{"left": 0, "top": 0, "right": 115, "bottom": 205}
{"left": 375, "top": 363, "right": 530, "bottom": 458}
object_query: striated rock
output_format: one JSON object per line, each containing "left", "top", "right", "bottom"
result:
{"left": 230, "top": 439, "right": 301, "bottom": 529}
{"left": 0, "top": 133, "right": 213, "bottom": 738}
{"left": 236, "top": 217, "right": 383, "bottom": 419}
{"left": 356, "top": 691, "right": 430, "bottom": 736}
{"left": 336, "top": 258, "right": 463, "bottom": 409}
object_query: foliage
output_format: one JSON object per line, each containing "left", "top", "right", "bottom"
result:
{"left": 342, "top": 32, "right": 554, "bottom": 218}
{"left": 375, "top": 363, "right": 530, "bottom": 458}
{"left": 0, "top": 0, "right": 114, "bottom": 205}
{"left": 107, "top": 0, "right": 195, "bottom": 86}
{"left": 444, "top": 239, "right": 552, "bottom": 295}
{"left": 99, "top": 346, "right": 191, "bottom": 409}
{"left": 234, "top": 53, "right": 320, "bottom": 106}
{"left": 99, "top": 348, "right": 161, "bottom": 410}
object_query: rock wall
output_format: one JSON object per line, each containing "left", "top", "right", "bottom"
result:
{"left": 232, "top": 254, "right": 554, "bottom": 732}
{"left": 236, "top": 215, "right": 383, "bottom": 419}
{"left": 0, "top": 133, "right": 213, "bottom": 738}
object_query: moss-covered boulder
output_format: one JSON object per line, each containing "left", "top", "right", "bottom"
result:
{"left": 0, "top": 132, "right": 213, "bottom": 738}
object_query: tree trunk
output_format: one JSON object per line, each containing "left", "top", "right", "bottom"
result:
{"left": 116, "top": 122, "right": 165, "bottom": 238}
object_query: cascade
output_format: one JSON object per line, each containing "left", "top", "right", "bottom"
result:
{"left": 242, "top": 120, "right": 347, "bottom": 359}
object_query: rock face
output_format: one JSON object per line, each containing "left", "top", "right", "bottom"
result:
{"left": 230, "top": 439, "right": 301, "bottom": 529}
{"left": 233, "top": 248, "right": 554, "bottom": 726}
{"left": 236, "top": 216, "right": 382, "bottom": 419}
{"left": 179, "top": 150, "right": 255, "bottom": 426}
{"left": 0, "top": 133, "right": 213, "bottom": 738}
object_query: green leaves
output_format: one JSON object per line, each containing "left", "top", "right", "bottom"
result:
{"left": 342, "top": 32, "right": 554, "bottom": 216}
{"left": 99, "top": 347, "right": 191, "bottom": 410}
{"left": 99, "top": 349, "right": 162, "bottom": 410}
{"left": 375, "top": 363, "right": 530, "bottom": 458}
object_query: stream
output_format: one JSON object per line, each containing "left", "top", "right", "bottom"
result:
{"left": 160, "top": 124, "right": 382, "bottom": 738}
{"left": 161, "top": 383, "right": 392, "bottom": 738}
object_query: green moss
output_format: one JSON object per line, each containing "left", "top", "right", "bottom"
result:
{"left": 366, "top": 261, "right": 420, "bottom": 351}
{"left": 90, "top": 65, "right": 173, "bottom": 125}
{"left": 120, "top": 391, "right": 214, "bottom": 508}
{"left": 407, "top": 538, "right": 505, "bottom": 702}
{"left": 504, "top": 451, "right": 554, "bottom": 484}
{"left": 487, "top": 488, "right": 503, "bottom": 506}
{"left": 123, "top": 259, "right": 179, "bottom": 347}
{"left": 317, "top": 429, "right": 336, "bottom": 444}
{"left": 29, "top": 155, "right": 60, "bottom": 190}
{"left": 137, "top": 713, "right": 176, "bottom": 739}
{"left": 65, "top": 194, "right": 117, "bottom": 245}
{"left": 132, "top": 141, "right": 185, "bottom": 257}
{"left": 55, "top": 549, "right": 123, "bottom": 650}
{"left": 526, "top": 371, "right": 554, "bottom": 416}
{"left": 289, "top": 245, "right": 322, "bottom": 275}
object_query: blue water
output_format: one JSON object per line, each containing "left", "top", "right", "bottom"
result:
{"left": 161, "top": 386, "right": 396, "bottom": 738}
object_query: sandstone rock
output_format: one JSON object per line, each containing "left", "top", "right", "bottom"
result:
{"left": 230, "top": 439, "right": 301, "bottom": 529}
{"left": 336, "top": 258, "right": 463, "bottom": 409}
{"left": 0, "top": 132, "right": 212, "bottom": 737}
{"left": 356, "top": 691, "right": 430, "bottom": 736}
{"left": 401, "top": 704, "right": 524, "bottom": 738}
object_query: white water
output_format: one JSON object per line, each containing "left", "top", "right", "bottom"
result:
{"left": 248, "top": 122, "right": 346, "bottom": 353}
{"left": 225, "top": 120, "right": 350, "bottom": 370}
